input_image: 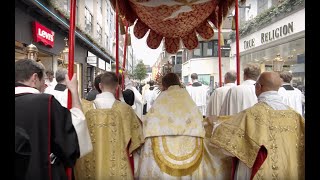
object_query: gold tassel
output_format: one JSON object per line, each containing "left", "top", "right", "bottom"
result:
{"left": 231, "top": 15, "right": 236, "bottom": 30}
{"left": 127, "top": 34, "right": 131, "bottom": 46}
{"left": 220, "top": 28, "right": 225, "bottom": 46}
{"left": 119, "top": 17, "right": 125, "bottom": 35}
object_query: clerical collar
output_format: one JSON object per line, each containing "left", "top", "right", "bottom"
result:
{"left": 15, "top": 85, "right": 40, "bottom": 95}
{"left": 54, "top": 84, "right": 67, "bottom": 91}
{"left": 192, "top": 82, "right": 202, "bottom": 87}
{"left": 282, "top": 83, "right": 294, "bottom": 90}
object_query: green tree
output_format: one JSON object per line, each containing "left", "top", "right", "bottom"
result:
{"left": 133, "top": 60, "right": 147, "bottom": 82}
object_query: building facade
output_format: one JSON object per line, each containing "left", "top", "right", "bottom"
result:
{"left": 15, "top": 0, "right": 140, "bottom": 97}
{"left": 230, "top": 0, "right": 305, "bottom": 86}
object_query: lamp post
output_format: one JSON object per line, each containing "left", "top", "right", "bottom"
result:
{"left": 58, "top": 37, "right": 69, "bottom": 68}
{"left": 273, "top": 54, "right": 284, "bottom": 72}
{"left": 26, "top": 43, "right": 38, "bottom": 61}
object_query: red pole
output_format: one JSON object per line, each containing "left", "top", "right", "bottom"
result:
{"left": 115, "top": 0, "right": 120, "bottom": 99}
{"left": 122, "top": 20, "right": 129, "bottom": 90}
{"left": 218, "top": 26, "right": 222, "bottom": 87}
{"left": 66, "top": 0, "right": 76, "bottom": 179}
{"left": 235, "top": 0, "right": 241, "bottom": 85}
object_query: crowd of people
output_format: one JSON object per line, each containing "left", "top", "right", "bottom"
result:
{"left": 15, "top": 59, "right": 305, "bottom": 180}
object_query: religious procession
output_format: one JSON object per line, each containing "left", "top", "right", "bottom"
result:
{"left": 15, "top": 0, "right": 305, "bottom": 179}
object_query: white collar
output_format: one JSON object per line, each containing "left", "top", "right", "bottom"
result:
{"left": 258, "top": 91, "right": 282, "bottom": 102}
{"left": 95, "top": 91, "right": 115, "bottom": 99}
{"left": 243, "top": 79, "right": 256, "bottom": 85}
{"left": 15, "top": 86, "right": 40, "bottom": 95}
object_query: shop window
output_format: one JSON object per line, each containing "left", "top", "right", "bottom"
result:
{"left": 85, "top": 7, "right": 93, "bottom": 33}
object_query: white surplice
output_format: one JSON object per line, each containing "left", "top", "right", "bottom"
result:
{"left": 44, "top": 85, "right": 68, "bottom": 108}
{"left": 278, "top": 83, "right": 303, "bottom": 115}
{"left": 206, "top": 83, "right": 237, "bottom": 117}
{"left": 125, "top": 77, "right": 144, "bottom": 120}
{"left": 143, "top": 86, "right": 157, "bottom": 113}
{"left": 186, "top": 83, "right": 210, "bottom": 116}
{"left": 219, "top": 80, "right": 257, "bottom": 116}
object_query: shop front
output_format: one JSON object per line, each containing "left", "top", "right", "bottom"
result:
{"left": 230, "top": 8, "right": 305, "bottom": 88}
{"left": 15, "top": 3, "right": 87, "bottom": 97}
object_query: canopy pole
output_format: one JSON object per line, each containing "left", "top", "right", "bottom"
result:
{"left": 218, "top": 26, "right": 222, "bottom": 87}
{"left": 115, "top": 0, "right": 120, "bottom": 99}
{"left": 235, "top": 0, "right": 240, "bottom": 85}
{"left": 66, "top": 0, "right": 76, "bottom": 179}
{"left": 122, "top": 20, "right": 129, "bottom": 90}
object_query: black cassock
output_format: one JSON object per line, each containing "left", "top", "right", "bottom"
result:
{"left": 15, "top": 86, "right": 80, "bottom": 180}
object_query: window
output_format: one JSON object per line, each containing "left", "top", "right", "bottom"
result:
{"left": 105, "top": 33, "right": 109, "bottom": 50}
{"left": 97, "top": 24, "right": 102, "bottom": 43}
{"left": 192, "top": 40, "right": 230, "bottom": 58}
{"left": 85, "top": 7, "right": 93, "bottom": 33}
{"left": 193, "top": 43, "right": 202, "bottom": 58}
{"left": 176, "top": 51, "right": 182, "bottom": 64}
{"left": 213, "top": 40, "right": 218, "bottom": 57}
{"left": 258, "top": 0, "right": 268, "bottom": 14}
{"left": 203, "top": 41, "right": 213, "bottom": 57}
{"left": 171, "top": 56, "right": 176, "bottom": 65}
{"left": 63, "top": 0, "right": 70, "bottom": 13}
{"left": 99, "top": 0, "right": 103, "bottom": 13}
{"left": 240, "top": 7, "right": 246, "bottom": 24}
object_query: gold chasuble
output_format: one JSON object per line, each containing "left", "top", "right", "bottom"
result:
{"left": 74, "top": 99, "right": 144, "bottom": 180}
{"left": 136, "top": 85, "right": 232, "bottom": 179}
{"left": 211, "top": 102, "right": 305, "bottom": 179}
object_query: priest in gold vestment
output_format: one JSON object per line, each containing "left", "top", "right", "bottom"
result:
{"left": 210, "top": 72, "right": 305, "bottom": 180}
{"left": 74, "top": 72, "right": 144, "bottom": 180}
{"left": 136, "top": 73, "right": 232, "bottom": 180}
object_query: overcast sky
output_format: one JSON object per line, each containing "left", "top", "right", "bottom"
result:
{"left": 130, "top": 27, "right": 163, "bottom": 66}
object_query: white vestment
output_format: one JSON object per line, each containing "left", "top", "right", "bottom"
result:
{"left": 16, "top": 86, "right": 92, "bottom": 158}
{"left": 136, "top": 85, "right": 232, "bottom": 180}
{"left": 278, "top": 83, "right": 303, "bottom": 115}
{"left": 143, "top": 86, "right": 157, "bottom": 113}
{"left": 219, "top": 80, "right": 257, "bottom": 115}
{"left": 206, "top": 83, "right": 237, "bottom": 117}
{"left": 125, "top": 77, "right": 144, "bottom": 120}
{"left": 45, "top": 78, "right": 57, "bottom": 88}
{"left": 212, "top": 91, "right": 290, "bottom": 180}
{"left": 44, "top": 85, "right": 68, "bottom": 108}
{"left": 186, "top": 83, "right": 210, "bottom": 116}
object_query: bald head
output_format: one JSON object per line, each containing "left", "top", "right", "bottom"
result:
{"left": 255, "top": 72, "right": 282, "bottom": 96}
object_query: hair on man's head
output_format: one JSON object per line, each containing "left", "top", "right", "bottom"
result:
{"left": 243, "top": 63, "right": 261, "bottom": 80}
{"left": 55, "top": 68, "right": 68, "bottom": 83}
{"left": 162, "top": 73, "right": 181, "bottom": 89}
{"left": 100, "top": 72, "right": 119, "bottom": 89}
{"left": 279, "top": 71, "right": 293, "bottom": 83}
{"left": 15, "top": 59, "right": 45, "bottom": 82}
{"left": 191, "top": 73, "right": 198, "bottom": 80}
{"left": 94, "top": 74, "right": 103, "bottom": 93}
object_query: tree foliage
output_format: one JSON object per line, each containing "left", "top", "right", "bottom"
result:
{"left": 133, "top": 60, "right": 147, "bottom": 82}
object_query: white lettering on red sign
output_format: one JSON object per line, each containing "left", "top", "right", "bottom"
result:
{"left": 37, "top": 29, "right": 54, "bottom": 42}
{"left": 33, "top": 21, "right": 55, "bottom": 48}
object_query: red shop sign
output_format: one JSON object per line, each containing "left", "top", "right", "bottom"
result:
{"left": 32, "top": 21, "right": 55, "bottom": 48}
